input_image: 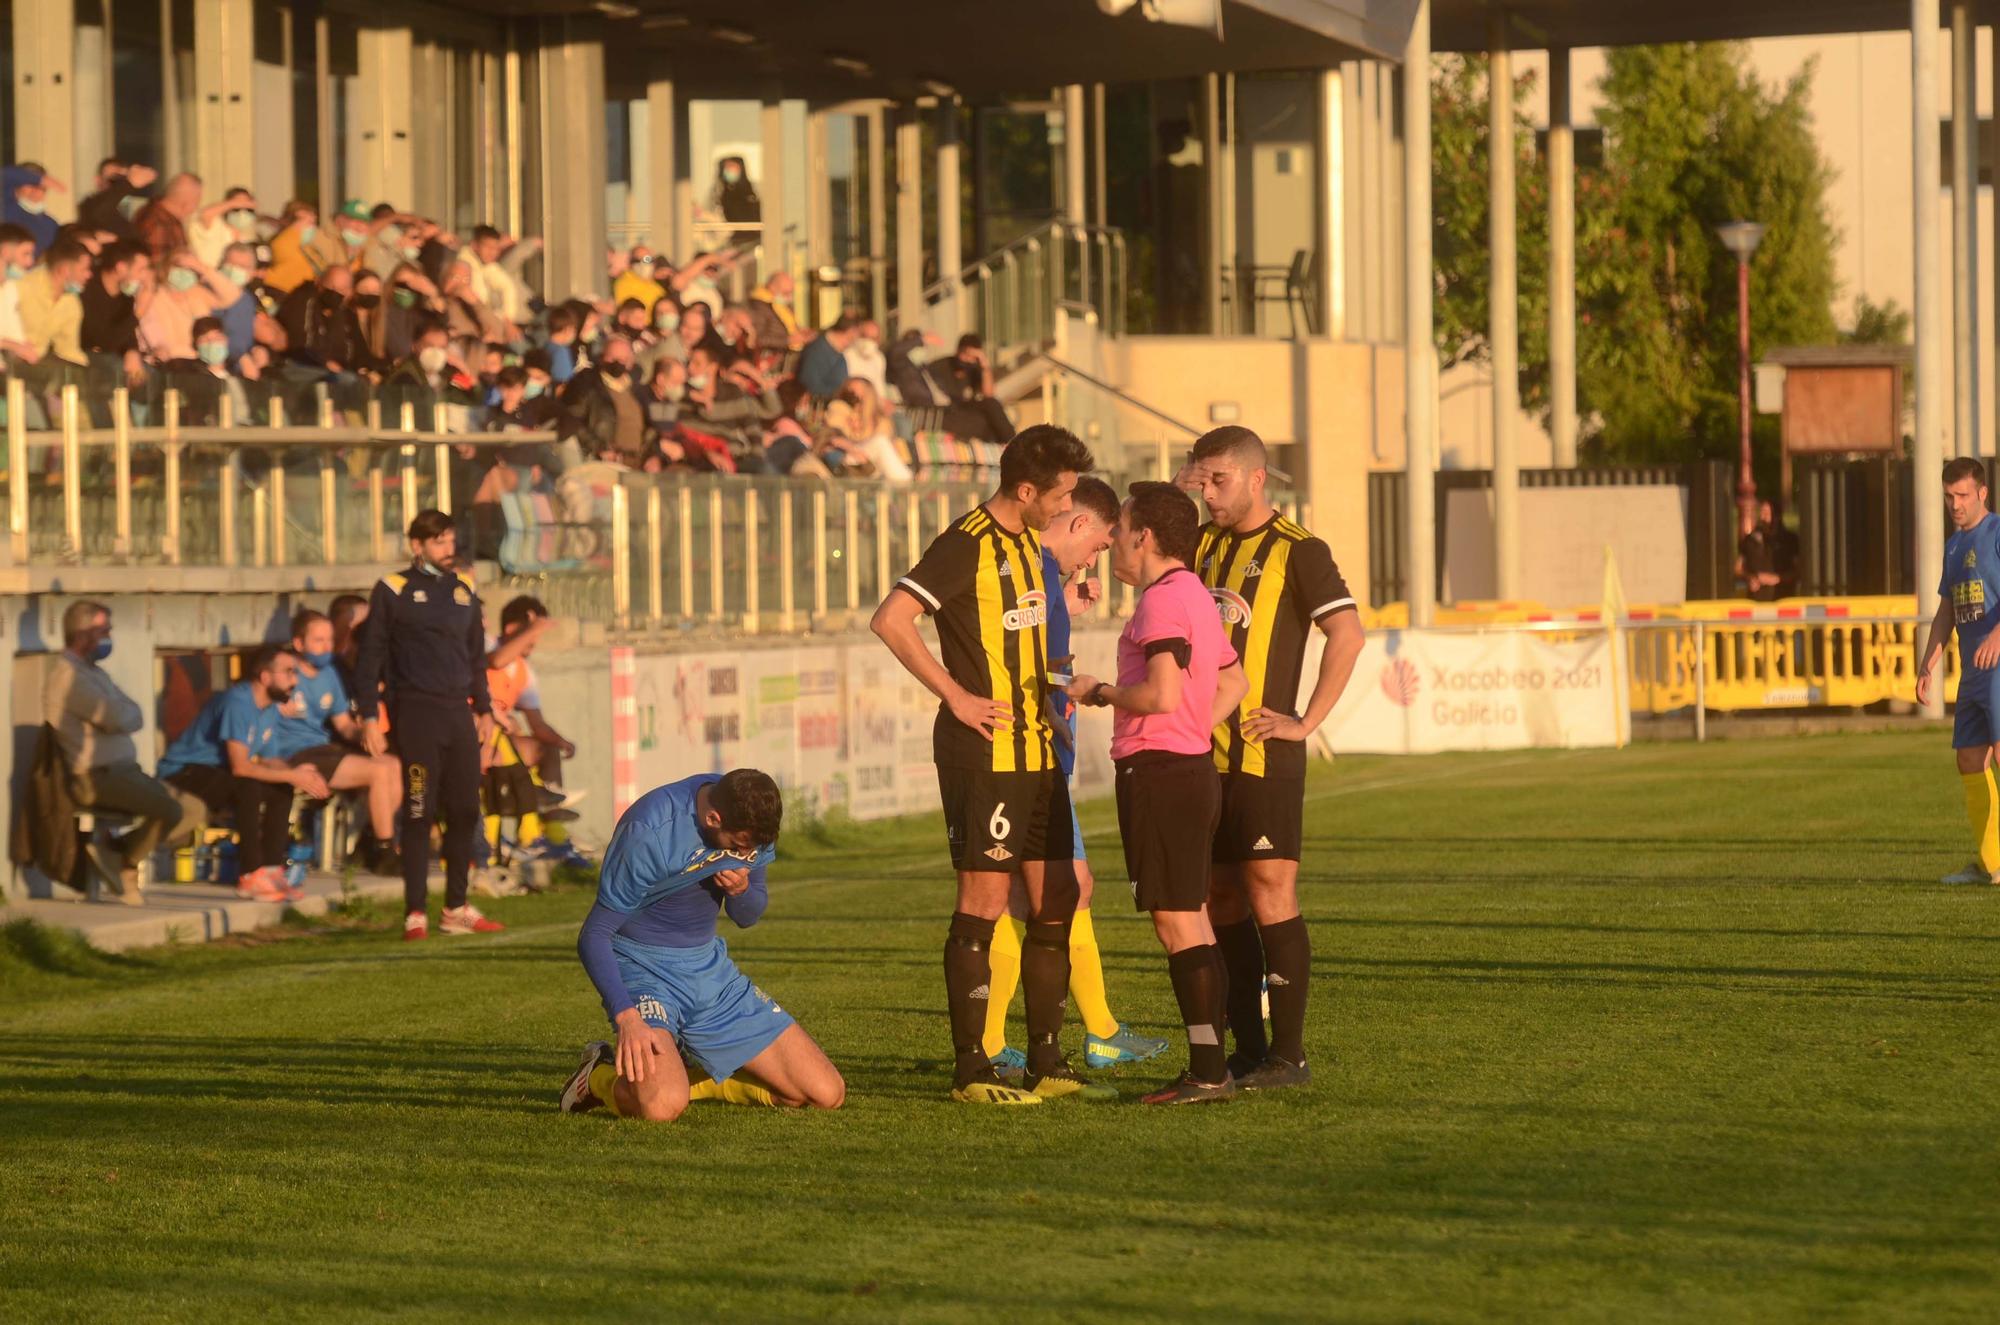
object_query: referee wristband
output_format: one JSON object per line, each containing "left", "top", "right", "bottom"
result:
{"left": 1089, "top": 682, "right": 1110, "bottom": 707}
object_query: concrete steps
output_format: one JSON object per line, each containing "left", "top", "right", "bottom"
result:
{"left": 0, "top": 871, "right": 412, "bottom": 953}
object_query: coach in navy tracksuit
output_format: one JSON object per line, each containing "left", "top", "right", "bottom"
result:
{"left": 353, "top": 508, "right": 504, "bottom": 939}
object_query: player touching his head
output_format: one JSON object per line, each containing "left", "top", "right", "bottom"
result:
{"left": 1920, "top": 457, "right": 2000, "bottom": 884}
{"left": 1068, "top": 482, "right": 1248, "bottom": 1103}
{"left": 1188, "top": 426, "right": 1364, "bottom": 1090}
{"left": 559, "top": 769, "right": 844, "bottom": 1121}
{"left": 983, "top": 473, "right": 1171, "bottom": 1073}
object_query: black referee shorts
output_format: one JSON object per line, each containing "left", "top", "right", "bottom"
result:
{"left": 1114, "top": 751, "right": 1221, "bottom": 913}
{"left": 287, "top": 743, "right": 353, "bottom": 784}
{"left": 1213, "top": 771, "right": 1305, "bottom": 864}
{"left": 937, "top": 764, "right": 1072, "bottom": 873}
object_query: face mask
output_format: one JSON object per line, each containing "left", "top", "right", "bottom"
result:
{"left": 392, "top": 287, "right": 418, "bottom": 310}
{"left": 299, "top": 224, "right": 318, "bottom": 245}
{"left": 166, "top": 268, "right": 199, "bottom": 292}
{"left": 319, "top": 289, "right": 344, "bottom": 309}
{"left": 693, "top": 276, "right": 717, "bottom": 292}
{"left": 120, "top": 279, "right": 141, "bottom": 297}
{"left": 352, "top": 292, "right": 380, "bottom": 310}
{"left": 722, "top": 168, "right": 743, "bottom": 185}
{"left": 3, "top": 263, "right": 23, "bottom": 281}
{"left": 418, "top": 346, "right": 448, "bottom": 374}
{"left": 90, "top": 639, "right": 113, "bottom": 663}
{"left": 228, "top": 209, "right": 256, "bottom": 233}
{"left": 221, "top": 264, "right": 249, "bottom": 286}
{"left": 633, "top": 258, "right": 656, "bottom": 271}
{"left": 662, "top": 383, "right": 686, "bottom": 403}
{"left": 655, "top": 309, "right": 680, "bottom": 333}
{"left": 688, "top": 373, "right": 711, "bottom": 391}
{"left": 600, "top": 360, "right": 628, "bottom": 380}
{"left": 525, "top": 380, "right": 546, "bottom": 400}
{"left": 418, "top": 557, "right": 449, "bottom": 577}
{"left": 379, "top": 224, "right": 402, "bottom": 246}
{"left": 400, "top": 245, "right": 421, "bottom": 262}
{"left": 18, "top": 198, "right": 45, "bottom": 216}
{"left": 301, "top": 650, "right": 334, "bottom": 670}
{"left": 63, "top": 280, "right": 84, "bottom": 295}
{"left": 197, "top": 341, "right": 229, "bottom": 366}
{"left": 342, "top": 228, "right": 365, "bottom": 248}
{"left": 855, "top": 337, "right": 879, "bottom": 356}
{"left": 119, "top": 196, "right": 145, "bottom": 220}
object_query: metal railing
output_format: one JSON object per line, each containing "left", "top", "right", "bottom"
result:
{"left": 896, "top": 220, "right": 1127, "bottom": 354}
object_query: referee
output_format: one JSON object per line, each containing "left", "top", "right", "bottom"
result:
{"left": 354, "top": 508, "right": 504, "bottom": 940}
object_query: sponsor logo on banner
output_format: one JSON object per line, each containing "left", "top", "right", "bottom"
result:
{"left": 1328, "top": 630, "right": 1625, "bottom": 754}
{"left": 1003, "top": 590, "right": 1048, "bottom": 631}
{"left": 1380, "top": 658, "right": 1420, "bottom": 707}
{"left": 1212, "top": 587, "right": 1252, "bottom": 627}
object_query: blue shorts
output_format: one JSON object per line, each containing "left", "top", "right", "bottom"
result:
{"left": 611, "top": 934, "right": 794, "bottom": 1082}
{"left": 1956, "top": 666, "right": 2000, "bottom": 749}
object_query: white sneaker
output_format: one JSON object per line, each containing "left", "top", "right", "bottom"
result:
{"left": 440, "top": 903, "right": 504, "bottom": 934}
{"left": 1940, "top": 860, "right": 1994, "bottom": 885}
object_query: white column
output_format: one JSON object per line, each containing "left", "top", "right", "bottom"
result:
{"left": 1091, "top": 83, "right": 1109, "bottom": 226}
{"left": 1951, "top": 1, "right": 1979, "bottom": 457}
{"left": 936, "top": 98, "right": 964, "bottom": 342}
{"left": 1916, "top": 0, "right": 1946, "bottom": 715}
{"left": 13, "top": 0, "right": 79, "bottom": 218}
{"left": 1487, "top": 10, "right": 1520, "bottom": 599}
{"left": 1318, "top": 67, "right": 1346, "bottom": 340}
{"left": 1405, "top": 1, "right": 1436, "bottom": 625}
{"left": 1204, "top": 74, "right": 1225, "bottom": 333}
{"left": 646, "top": 79, "right": 678, "bottom": 258}
{"left": 759, "top": 97, "right": 786, "bottom": 276}
{"left": 867, "top": 103, "right": 889, "bottom": 325}
{"left": 895, "top": 105, "right": 925, "bottom": 331}
{"left": 1063, "top": 84, "right": 1087, "bottom": 225}
{"left": 1548, "top": 46, "right": 1578, "bottom": 468}
{"left": 537, "top": 21, "right": 607, "bottom": 300}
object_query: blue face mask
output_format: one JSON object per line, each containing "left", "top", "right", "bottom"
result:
{"left": 524, "top": 380, "right": 546, "bottom": 400}
{"left": 3, "top": 263, "right": 23, "bottom": 281}
{"left": 167, "top": 268, "right": 199, "bottom": 292}
{"left": 91, "top": 639, "right": 113, "bottom": 663}
{"left": 63, "top": 280, "right": 85, "bottom": 296}
{"left": 301, "top": 649, "right": 335, "bottom": 670}
{"left": 299, "top": 224, "right": 318, "bottom": 245}
{"left": 419, "top": 556, "right": 450, "bottom": 577}
{"left": 198, "top": 341, "right": 229, "bottom": 366}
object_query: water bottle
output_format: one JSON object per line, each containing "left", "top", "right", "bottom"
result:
{"left": 216, "top": 839, "right": 239, "bottom": 885}
{"left": 285, "top": 840, "right": 314, "bottom": 893}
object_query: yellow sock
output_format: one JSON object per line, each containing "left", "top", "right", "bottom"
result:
{"left": 588, "top": 1062, "right": 625, "bottom": 1117}
{"left": 688, "top": 1077, "right": 777, "bottom": 1107}
{"left": 519, "top": 810, "right": 544, "bottom": 843}
{"left": 982, "top": 914, "right": 1026, "bottom": 1057}
{"left": 483, "top": 814, "right": 502, "bottom": 852}
{"left": 1964, "top": 770, "right": 2000, "bottom": 874}
{"left": 1068, "top": 907, "right": 1121, "bottom": 1040}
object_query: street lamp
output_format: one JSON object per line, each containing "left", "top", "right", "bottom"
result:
{"left": 1716, "top": 220, "right": 1766, "bottom": 536}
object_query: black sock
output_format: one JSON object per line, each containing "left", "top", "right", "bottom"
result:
{"left": 944, "top": 912, "right": 997, "bottom": 1085}
{"left": 1214, "top": 918, "right": 1269, "bottom": 1063}
{"left": 1260, "top": 916, "right": 1311, "bottom": 1065}
{"left": 1021, "top": 918, "right": 1073, "bottom": 1074}
{"left": 1166, "top": 943, "right": 1228, "bottom": 1084}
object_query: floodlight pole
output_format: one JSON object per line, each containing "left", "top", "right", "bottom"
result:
{"left": 1717, "top": 220, "right": 1765, "bottom": 536}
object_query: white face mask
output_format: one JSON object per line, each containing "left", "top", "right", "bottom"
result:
{"left": 418, "top": 346, "right": 448, "bottom": 374}
{"left": 688, "top": 373, "right": 711, "bottom": 391}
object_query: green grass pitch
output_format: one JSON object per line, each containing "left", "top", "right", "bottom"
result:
{"left": 3, "top": 731, "right": 1997, "bottom": 1322}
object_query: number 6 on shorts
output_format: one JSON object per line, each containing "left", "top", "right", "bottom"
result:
{"left": 988, "top": 802, "right": 1011, "bottom": 840}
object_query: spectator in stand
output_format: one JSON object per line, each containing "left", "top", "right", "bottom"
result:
{"left": 831, "top": 379, "right": 914, "bottom": 481}
{"left": 561, "top": 333, "right": 654, "bottom": 468}
{"left": 156, "top": 643, "right": 328, "bottom": 903}
{"left": 749, "top": 269, "right": 807, "bottom": 351}
{"left": 544, "top": 305, "right": 582, "bottom": 385}
{"left": 484, "top": 365, "right": 542, "bottom": 431}
{"left": 188, "top": 187, "right": 261, "bottom": 268}
{"left": 930, "top": 332, "right": 1013, "bottom": 442}
{"left": 214, "top": 241, "right": 268, "bottom": 364}
{"left": 184, "top": 316, "right": 253, "bottom": 422}
{"left": 134, "top": 172, "right": 203, "bottom": 266}
{"left": 328, "top": 199, "right": 377, "bottom": 268}
{"left": 637, "top": 297, "right": 684, "bottom": 377}
{"left": 844, "top": 318, "right": 889, "bottom": 399}
{"left": 279, "top": 264, "right": 374, "bottom": 396}
{"left": 886, "top": 326, "right": 945, "bottom": 407}
{"left": 141, "top": 249, "right": 242, "bottom": 369}
{"left": 359, "top": 205, "right": 419, "bottom": 281}
{"left": 350, "top": 269, "right": 389, "bottom": 365}
{"left": 653, "top": 300, "right": 716, "bottom": 368}
{"left": 276, "top": 608, "right": 405, "bottom": 877}
{"left": 0, "top": 224, "right": 41, "bottom": 374}
{"left": 613, "top": 297, "right": 655, "bottom": 349}
{"left": 797, "top": 314, "right": 861, "bottom": 402}
{"left": 522, "top": 348, "right": 557, "bottom": 412}
{"left": 638, "top": 356, "right": 688, "bottom": 435}
{"left": 3, "top": 162, "right": 63, "bottom": 254}
{"left": 613, "top": 244, "right": 666, "bottom": 310}
{"left": 43, "top": 600, "right": 208, "bottom": 903}
{"left": 16, "top": 235, "right": 91, "bottom": 393}
{"left": 383, "top": 261, "right": 445, "bottom": 362}
{"left": 382, "top": 319, "right": 478, "bottom": 403}
{"left": 264, "top": 202, "right": 321, "bottom": 294}
{"left": 440, "top": 257, "right": 515, "bottom": 345}
{"left": 755, "top": 418, "right": 831, "bottom": 478}
{"left": 458, "top": 224, "right": 537, "bottom": 329}
{"left": 712, "top": 156, "right": 761, "bottom": 245}
{"left": 78, "top": 159, "right": 159, "bottom": 240}
{"left": 80, "top": 239, "right": 152, "bottom": 395}
{"left": 677, "top": 249, "right": 734, "bottom": 318}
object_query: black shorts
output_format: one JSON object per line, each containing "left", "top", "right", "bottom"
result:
{"left": 936, "top": 764, "right": 1073, "bottom": 872}
{"left": 1213, "top": 771, "right": 1305, "bottom": 864}
{"left": 1114, "top": 751, "right": 1221, "bottom": 912}
{"left": 166, "top": 765, "right": 237, "bottom": 815}
{"left": 288, "top": 744, "right": 353, "bottom": 783}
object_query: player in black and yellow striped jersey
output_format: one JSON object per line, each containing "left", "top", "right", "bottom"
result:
{"left": 871, "top": 424, "right": 1109, "bottom": 1105}
{"left": 1188, "top": 426, "right": 1365, "bottom": 1092}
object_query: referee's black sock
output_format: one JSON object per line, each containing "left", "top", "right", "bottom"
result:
{"left": 944, "top": 912, "right": 997, "bottom": 1085}
{"left": 1020, "top": 918, "right": 1073, "bottom": 1075}
{"left": 1259, "top": 916, "right": 1311, "bottom": 1066}
{"left": 1214, "top": 918, "right": 1269, "bottom": 1063}
{"left": 1166, "top": 943, "right": 1228, "bottom": 1085}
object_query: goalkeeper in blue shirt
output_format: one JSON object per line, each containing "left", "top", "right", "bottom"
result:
{"left": 559, "top": 768, "right": 844, "bottom": 1120}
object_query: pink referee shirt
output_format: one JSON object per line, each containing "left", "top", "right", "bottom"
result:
{"left": 1111, "top": 566, "right": 1238, "bottom": 760}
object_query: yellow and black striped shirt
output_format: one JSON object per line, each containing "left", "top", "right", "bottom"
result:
{"left": 1196, "top": 514, "right": 1355, "bottom": 778}
{"left": 896, "top": 505, "right": 1056, "bottom": 772}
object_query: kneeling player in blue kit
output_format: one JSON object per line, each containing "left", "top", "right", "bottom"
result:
{"left": 559, "top": 769, "right": 845, "bottom": 1121}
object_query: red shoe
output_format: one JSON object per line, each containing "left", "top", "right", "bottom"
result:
{"left": 440, "top": 904, "right": 504, "bottom": 935}
{"left": 236, "top": 867, "right": 290, "bottom": 902}
{"left": 403, "top": 911, "right": 429, "bottom": 941}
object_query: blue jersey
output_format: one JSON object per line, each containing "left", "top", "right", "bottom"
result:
{"left": 158, "top": 682, "right": 280, "bottom": 777}
{"left": 595, "top": 774, "right": 775, "bottom": 916}
{"left": 272, "top": 663, "right": 351, "bottom": 758}
{"left": 1042, "top": 549, "right": 1079, "bottom": 776}
{"left": 1943, "top": 514, "right": 2000, "bottom": 670}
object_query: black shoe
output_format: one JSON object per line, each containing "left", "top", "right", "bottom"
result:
{"left": 1226, "top": 1049, "right": 1265, "bottom": 1079}
{"left": 1236, "top": 1055, "right": 1312, "bottom": 1092}
{"left": 366, "top": 841, "right": 404, "bottom": 878}
{"left": 1140, "top": 1070, "right": 1238, "bottom": 1106}
{"left": 540, "top": 806, "right": 581, "bottom": 824}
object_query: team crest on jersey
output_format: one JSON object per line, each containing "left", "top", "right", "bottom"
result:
{"left": 1002, "top": 590, "right": 1048, "bottom": 631}
{"left": 318, "top": 692, "right": 333, "bottom": 710}
{"left": 412, "top": 589, "right": 428, "bottom": 603}
{"left": 1966, "top": 549, "right": 1979, "bottom": 570}
{"left": 1212, "top": 586, "right": 1252, "bottom": 627}
{"left": 453, "top": 584, "right": 472, "bottom": 606}
{"left": 1241, "top": 560, "right": 1262, "bottom": 577}
{"left": 984, "top": 844, "right": 1014, "bottom": 862}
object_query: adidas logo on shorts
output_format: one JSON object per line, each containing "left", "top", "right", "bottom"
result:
{"left": 1253, "top": 835, "right": 1274, "bottom": 851}
{"left": 968, "top": 984, "right": 990, "bottom": 1001}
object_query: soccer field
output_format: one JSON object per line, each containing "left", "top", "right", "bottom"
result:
{"left": 4, "top": 731, "right": 1997, "bottom": 1323}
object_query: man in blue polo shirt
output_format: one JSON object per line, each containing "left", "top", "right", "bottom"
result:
{"left": 273, "top": 608, "right": 403, "bottom": 876}
{"left": 159, "top": 643, "right": 328, "bottom": 900}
